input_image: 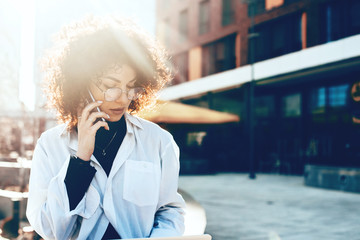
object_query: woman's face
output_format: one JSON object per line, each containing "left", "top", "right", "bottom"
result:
{"left": 88, "top": 64, "right": 137, "bottom": 122}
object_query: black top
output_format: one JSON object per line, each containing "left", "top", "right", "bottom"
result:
{"left": 93, "top": 117, "right": 127, "bottom": 176}
{"left": 64, "top": 116, "right": 127, "bottom": 239}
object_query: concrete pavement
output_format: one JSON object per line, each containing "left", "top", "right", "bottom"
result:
{"left": 179, "top": 173, "right": 360, "bottom": 240}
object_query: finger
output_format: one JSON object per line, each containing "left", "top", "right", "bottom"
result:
{"left": 91, "top": 120, "right": 110, "bottom": 132}
{"left": 77, "top": 107, "right": 83, "bottom": 120}
{"left": 87, "top": 112, "right": 110, "bottom": 124}
{"left": 81, "top": 101, "right": 103, "bottom": 121}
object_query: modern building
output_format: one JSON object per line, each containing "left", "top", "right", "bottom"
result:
{"left": 156, "top": 0, "right": 360, "bottom": 186}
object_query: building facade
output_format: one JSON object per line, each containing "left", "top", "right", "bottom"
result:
{"left": 156, "top": 0, "right": 360, "bottom": 181}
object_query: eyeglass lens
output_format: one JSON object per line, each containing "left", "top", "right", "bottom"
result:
{"left": 105, "top": 88, "right": 144, "bottom": 101}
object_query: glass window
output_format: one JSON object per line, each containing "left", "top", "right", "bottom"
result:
{"left": 283, "top": 93, "right": 301, "bottom": 117}
{"left": 255, "top": 95, "right": 275, "bottom": 118}
{"left": 271, "top": 20, "right": 287, "bottom": 56}
{"left": 320, "top": 0, "right": 360, "bottom": 43}
{"left": 309, "top": 87, "right": 326, "bottom": 114}
{"left": 202, "top": 45, "right": 212, "bottom": 77}
{"left": 284, "top": 0, "right": 298, "bottom": 4}
{"left": 308, "top": 84, "right": 349, "bottom": 114}
{"left": 187, "top": 132, "right": 207, "bottom": 147}
{"left": 324, "top": 2, "right": 345, "bottom": 42}
{"left": 216, "top": 42, "right": 225, "bottom": 62}
{"left": 162, "top": 18, "right": 171, "bottom": 48}
{"left": 199, "top": 0, "right": 210, "bottom": 35}
{"left": 249, "top": 12, "right": 302, "bottom": 63}
{"left": 173, "top": 52, "right": 189, "bottom": 85}
{"left": 248, "top": 0, "right": 265, "bottom": 16}
{"left": 222, "top": 0, "right": 235, "bottom": 26}
{"left": 350, "top": 0, "right": 360, "bottom": 35}
{"left": 329, "top": 84, "right": 349, "bottom": 107}
{"left": 202, "top": 34, "right": 236, "bottom": 76}
{"left": 179, "top": 9, "right": 188, "bottom": 42}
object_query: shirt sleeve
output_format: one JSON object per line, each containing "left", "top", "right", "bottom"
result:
{"left": 150, "top": 135, "right": 186, "bottom": 238}
{"left": 64, "top": 156, "right": 97, "bottom": 211}
{"left": 26, "top": 134, "right": 100, "bottom": 240}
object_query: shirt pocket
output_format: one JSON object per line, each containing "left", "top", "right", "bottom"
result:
{"left": 123, "top": 160, "right": 159, "bottom": 207}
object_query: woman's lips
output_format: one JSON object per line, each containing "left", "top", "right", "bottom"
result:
{"left": 110, "top": 107, "right": 125, "bottom": 114}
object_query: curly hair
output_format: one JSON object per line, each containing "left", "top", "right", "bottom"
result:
{"left": 41, "top": 15, "right": 172, "bottom": 132}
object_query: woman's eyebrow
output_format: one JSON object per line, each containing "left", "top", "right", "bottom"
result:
{"left": 107, "top": 76, "right": 137, "bottom": 84}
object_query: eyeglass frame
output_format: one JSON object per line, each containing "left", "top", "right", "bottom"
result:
{"left": 91, "top": 80, "right": 145, "bottom": 101}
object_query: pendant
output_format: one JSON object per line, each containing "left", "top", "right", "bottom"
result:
{"left": 102, "top": 150, "right": 106, "bottom": 156}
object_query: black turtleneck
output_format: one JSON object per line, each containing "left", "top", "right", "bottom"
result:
{"left": 64, "top": 116, "right": 126, "bottom": 239}
{"left": 93, "top": 116, "right": 126, "bottom": 176}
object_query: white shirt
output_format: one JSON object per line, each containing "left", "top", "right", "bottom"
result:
{"left": 26, "top": 112, "right": 186, "bottom": 239}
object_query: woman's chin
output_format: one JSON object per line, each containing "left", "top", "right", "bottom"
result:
{"left": 107, "top": 113, "right": 124, "bottom": 122}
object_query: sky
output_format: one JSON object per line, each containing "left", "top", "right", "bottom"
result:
{"left": 14, "top": 0, "right": 156, "bottom": 111}
{"left": 0, "top": 0, "right": 23, "bottom": 112}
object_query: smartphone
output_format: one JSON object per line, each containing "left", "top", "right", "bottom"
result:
{"left": 86, "top": 89, "right": 106, "bottom": 122}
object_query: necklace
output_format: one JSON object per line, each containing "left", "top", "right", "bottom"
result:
{"left": 95, "top": 130, "right": 118, "bottom": 156}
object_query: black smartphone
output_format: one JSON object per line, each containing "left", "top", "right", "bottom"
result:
{"left": 86, "top": 89, "right": 106, "bottom": 122}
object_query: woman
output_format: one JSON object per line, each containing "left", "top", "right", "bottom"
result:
{"left": 26, "top": 15, "right": 185, "bottom": 239}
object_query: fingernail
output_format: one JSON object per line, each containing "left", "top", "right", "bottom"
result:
{"left": 106, "top": 114, "right": 110, "bottom": 118}
{"left": 97, "top": 100, "right": 103, "bottom": 103}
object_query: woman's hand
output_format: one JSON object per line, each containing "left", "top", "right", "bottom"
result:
{"left": 76, "top": 101, "right": 110, "bottom": 161}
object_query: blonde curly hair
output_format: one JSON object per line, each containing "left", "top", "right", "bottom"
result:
{"left": 41, "top": 15, "right": 172, "bottom": 132}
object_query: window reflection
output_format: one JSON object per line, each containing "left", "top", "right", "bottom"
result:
{"left": 283, "top": 93, "right": 301, "bottom": 117}
{"left": 329, "top": 84, "right": 349, "bottom": 107}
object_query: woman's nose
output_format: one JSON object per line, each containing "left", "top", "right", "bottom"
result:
{"left": 115, "top": 90, "right": 129, "bottom": 104}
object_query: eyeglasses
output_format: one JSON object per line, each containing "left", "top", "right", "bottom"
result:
{"left": 93, "top": 82, "right": 145, "bottom": 101}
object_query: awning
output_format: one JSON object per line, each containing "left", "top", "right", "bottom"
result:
{"left": 137, "top": 100, "right": 240, "bottom": 124}
{"left": 159, "top": 35, "right": 360, "bottom": 101}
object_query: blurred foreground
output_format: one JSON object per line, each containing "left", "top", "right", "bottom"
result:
{"left": 179, "top": 174, "right": 360, "bottom": 240}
